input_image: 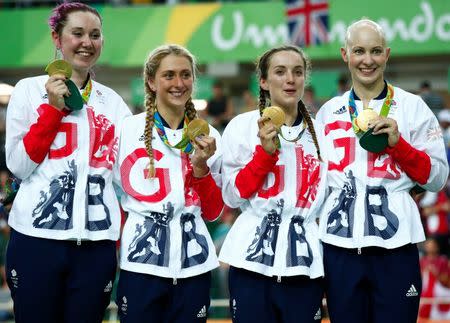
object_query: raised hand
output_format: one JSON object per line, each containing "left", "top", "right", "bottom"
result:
{"left": 190, "top": 135, "right": 217, "bottom": 177}
{"left": 45, "top": 74, "right": 70, "bottom": 111}
{"left": 257, "top": 117, "right": 279, "bottom": 155}
{"left": 370, "top": 116, "right": 400, "bottom": 147}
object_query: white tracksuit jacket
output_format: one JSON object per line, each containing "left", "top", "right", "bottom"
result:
{"left": 5, "top": 75, "right": 131, "bottom": 242}
{"left": 315, "top": 85, "right": 448, "bottom": 250}
{"left": 115, "top": 113, "right": 223, "bottom": 279}
{"left": 219, "top": 110, "right": 327, "bottom": 279}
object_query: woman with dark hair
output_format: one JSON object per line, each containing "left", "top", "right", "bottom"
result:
{"left": 5, "top": 2, "right": 130, "bottom": 322}
{"left": 219, "top": 45, "right": 328, "bottom": 323}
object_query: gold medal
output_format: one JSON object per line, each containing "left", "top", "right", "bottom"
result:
{"left": 45, "top": 59, "right": 72, "bottom": 78}
{"left": 355, "top": 109, "right": 379, "bottom": 132}
{"left": 44, "top": 59, "right": 84, "bottom": 111}
{"left": 186, "top": 118, "right": 210, "bottom": 141}
{"left": 262, "top": 106, "right": 285, "bottom": 129}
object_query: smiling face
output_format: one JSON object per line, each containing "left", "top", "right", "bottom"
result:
{"left": 259, "top": 50, "right": 305, "bottom": 111}
{"left": 148, "top": 54, "right": 194, "bottom": 113}
{"left": 341, "top": 21, "right": 390, "bottom": 90}
{"left": 52, "top": 10, "right": 103, "bottom": 76}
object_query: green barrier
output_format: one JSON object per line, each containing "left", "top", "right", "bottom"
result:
{"left": 0, "top": 0, "right": 448, "bottom": 67}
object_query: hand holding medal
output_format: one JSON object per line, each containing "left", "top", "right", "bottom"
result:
{"left": 156, "top": 114, "right": 213, "bottom": 155}
{"left": 355, "top": 109, "right": 379, "bottom": 132}
{"left": 45, "top": 59, "right": 84, "bottom": 111}
{"left": 187, "top": 118, "right": 215, "bottom": 177}
{"left": 45, "top": 59, "right": 72, "bottom": 79}
{"left": 261, "top": 106, "right": 307, "bottom": 147}
{"left": 349, "top": 84, "right": 394, "bottom": 153}
{"left": 259, "top": 106, "right": 285, "bottom": 154}
{"left": 357, "top": 109, "right": 388, "bottom": 153}
{"left": 186, "top": 118, "right": 210, "bottom": 141}
{"left": 150, "top": 114, "right": 213, "bottom": 178}
{"left": 262, "top": 106, "right": 285, "bottom": 130}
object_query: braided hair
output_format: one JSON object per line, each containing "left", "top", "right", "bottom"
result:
{"left": 143, "top": 44, "right": 197, "bottom": 178}
{"left": 255, "top": 45, "right": 321, "bottom": 160}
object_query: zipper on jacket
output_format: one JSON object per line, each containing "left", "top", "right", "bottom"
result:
{"left": 78, "top": 108, "right": 89, "bottom": 248}
{"left": 272, "top": 210, "right": 288, "bottom": 285}
{"left": 173, "top": 278, "right": 177, "bottom": 285}
{"left": 358, "top": 247, "right": 361, "bottom": 255}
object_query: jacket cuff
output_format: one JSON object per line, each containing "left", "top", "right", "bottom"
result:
{"left": 384, "top": 136, "right": 431, "bottom": 185}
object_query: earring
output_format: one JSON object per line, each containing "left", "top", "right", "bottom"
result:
{"left": 54, "top": 47, "right": 63, "bottom": 60}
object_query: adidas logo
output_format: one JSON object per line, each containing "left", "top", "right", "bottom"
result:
{"left": 406, "top": 284, "right": 419, "bottom": 297}
{"left": 10, "top": 269, "right": 18, "bottom": 288}
{"left": 231, "top": 298, "right": 238, "bottom": 318}
{"left": 314, "top": 308, "right": 321, "bottom": 320}
{"left": 197, "top": 305, "right": 207, "bottom": 318}
{"left": 104, "top": 280, "right": 112, "bottom": 292}
{"left": 333, "top": 106, "right": 347, "bottom": 114}
{"left": 121, "top": 296, "right": 128, "bottom": 314}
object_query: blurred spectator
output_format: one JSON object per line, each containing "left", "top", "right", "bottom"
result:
{"left": 438, "top": 109, "right": 450, "bottom": 148}
{"left": 204, "top": 81, "right": 234, "bottom": 133}
{"left": 0, "top": 176, "right": 17, "bottom": 283}
{"left": 419, "top": 190, "right": 450, "bottom": 256}
{"left": 212, "top": 206, "right": 237, "bottom": 253}
{"left": 303, "top": 85, "right": 321, "bottom": 117}
{"left": 0, "top": 96, "right": 10, "bottom": 292}
{"left": 0, "top": 103, "right": 7, "bottom": 172}
{"left": 0, "top": 176, "right": 18, "bottom": 322}
{"left": 439, "top": 109, "right": 450, "bottom": 133}
{"left": 447, "top": 176, "right": 450, "bottom": 204}
{"left": 209, "top": 206, "right": 237, "bottom": 319}
{"left": 13, "top": 0, "right": 33, "bottom": 7}
{"left": 240, "top": 89, "right": 257, "bottom": 113}
{"left": 336, "top": 74, "right": 349, "bottom": 96}
{"left": 438, "top": 109, "right": 450, "bottom": 167}
{"left": 419, "top": 80, "right": 445, "bottom": 115}
{"left": 419, "top": 237, "right": 450, "bottom": 320}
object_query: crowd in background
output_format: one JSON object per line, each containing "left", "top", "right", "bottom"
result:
{"left": 0, "top": 73, "right": 448, "bottom": 321}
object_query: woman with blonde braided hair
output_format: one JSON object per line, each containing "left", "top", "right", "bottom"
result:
{"left": 114, "top": 44, "right": 224, "bottom": 323}
{"left": 219, "top": 45, "right": 328, "bottom": 323}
